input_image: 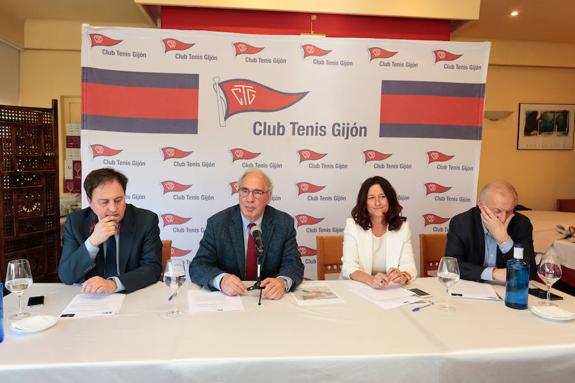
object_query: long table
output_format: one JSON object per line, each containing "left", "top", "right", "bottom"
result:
{"left": 1, "top": 279, "right": 575, "bottom": 383}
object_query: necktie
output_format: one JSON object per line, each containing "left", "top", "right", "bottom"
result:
{"left": 246, "top": 223, "right": 257, "bottom": 281}
{"left": 105, "top": 236, "right": 118, "bottom": 278}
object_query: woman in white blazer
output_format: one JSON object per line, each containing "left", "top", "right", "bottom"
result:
{"left": 341, "top": 176, "right": 417, "bottom": 288}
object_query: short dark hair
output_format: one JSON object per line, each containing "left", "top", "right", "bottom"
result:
{"left": 84, "top": 168, "right": 128, "bottom": 199}
{"left": 351, "top": 176, "right": 404, "bottom": 231}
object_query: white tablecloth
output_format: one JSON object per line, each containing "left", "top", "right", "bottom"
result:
{"left": 1, "top": 280, "right": 575, "bottom": 383}
{"left": 522, "top": 210, "right": 575, "bottom": 253}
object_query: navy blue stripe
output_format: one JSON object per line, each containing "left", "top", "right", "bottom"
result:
{"left": 83, "top": 115, "right": 198, "bottom": 134}
{"left": 379, "top": 123, "right": 482, "bottom": 140}
{"left": 82, "top": 67, "right": 199, "bottom": 89}
{"left": 381, "top": 81, "right": 485, "bottom": 98}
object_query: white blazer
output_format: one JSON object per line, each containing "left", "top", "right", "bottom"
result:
{"left": 341, "top": 218, "right": 417, "bottom": 279}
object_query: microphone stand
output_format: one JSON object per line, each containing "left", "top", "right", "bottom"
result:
{"left": 247, "top": 246, "right": 265, "bottom": 305}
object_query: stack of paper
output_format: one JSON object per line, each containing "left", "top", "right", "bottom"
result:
{"left": 449, "top": 280, "right": 500, "bottom": 300}
{"left": 345, "top": 281, "right": 418, "bottom": 309}
{"left": 291, "top": 282, "right": 344, "bottom": 306}
{"left": 60, "top": 293, "right": 125, "bottom": 318}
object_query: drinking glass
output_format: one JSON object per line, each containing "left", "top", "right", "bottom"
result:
{"left": 5, "top": 259, "right": 33, "bottom": 320}
{"left": 537, "top": 250, "right": 562, "bottom": 306}
{"left": 163, "top": 259, "right": 186, "bottom": 317}
{"left": 437, "top": 257, "right": 460, "bottom": 311}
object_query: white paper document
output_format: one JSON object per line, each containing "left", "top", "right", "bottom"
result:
{"left": 187, "top": 290, "right": 244, "bottom": 313}
{"left": 450, "top": 280, "right": 500, "bottom": 300}
{"left": 345, "top": 281, "right": 418, "bottom": 309}
{"left": 60, "top": 293, "right": 125, "bottom": 319}
{"left": 292, "top": 282, "right": 344, "bottom": 306}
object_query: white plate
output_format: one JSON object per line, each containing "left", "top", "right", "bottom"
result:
{"left": 10, "top": 315, "right": 58, "bottom": 334}
{"left": 531, "top": 305, "right": 575, "bottom": 321}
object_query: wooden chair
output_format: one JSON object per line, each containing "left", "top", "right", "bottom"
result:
{"left": 557, "top": 199, "right": 575, "bottom": 212}
{"left": 316, "top": 236, "right": 343, "bottom": 280}
{"left": 419, "top": 233, "right": 447, "bottom": 277}
{"left": 160, "top": 239, "right": 172, "bottom": 279}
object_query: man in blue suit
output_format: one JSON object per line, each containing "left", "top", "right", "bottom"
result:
{"left": 59, "top": 168, "right": 162, "bottom": 294}
{"left": 190, "top": 169, "right": 304, "bottom": 299}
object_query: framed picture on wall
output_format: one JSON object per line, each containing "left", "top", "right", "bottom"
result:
{"left": 517, "top": 103, "right": 575, "bottom": 150}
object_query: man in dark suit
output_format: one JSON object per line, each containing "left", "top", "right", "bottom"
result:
{"left": 59, "top": 168, "right": 162, "bottom": 293}
{"left": 445, "top": 180, "right": 536, "bottom": 282}
{"left": 190, "top": 169, "right": 304, "bottom": 299}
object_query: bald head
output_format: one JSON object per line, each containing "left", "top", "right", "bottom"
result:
{"left": 479, "top": 181, "right": 518, "bottom": 223}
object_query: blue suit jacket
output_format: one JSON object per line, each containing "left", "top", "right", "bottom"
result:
{"left": 190, "top": 205, "right": 304, "bottom": 291}
{"left": 58, "top": 204, "right": 162, "bottom": 293}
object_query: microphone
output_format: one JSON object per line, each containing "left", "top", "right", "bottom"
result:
{"left": 250, "top": 224, "right": 264, "bottom": 254}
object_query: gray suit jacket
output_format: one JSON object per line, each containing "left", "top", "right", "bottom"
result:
{"left": 190, "top": 205, "right": 304, "bottom": 291}
{"left": 58, "top": 204, "right": 162, "bottom": 293}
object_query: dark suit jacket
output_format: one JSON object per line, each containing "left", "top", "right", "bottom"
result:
{"left": 58, "top": 204, "right": 162, "bottom": 293}
{"left": 445, "top": 206, "right": 536, "bottom": 281}
{"left": 190, "top": 204, "right": 304, "bottom": 291}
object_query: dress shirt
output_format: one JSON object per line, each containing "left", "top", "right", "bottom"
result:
{"left": 480, "top": 221, "right": 513, "bottom": 281}
{"left": 85, "top": 233, "right": 125, "bottom": 292}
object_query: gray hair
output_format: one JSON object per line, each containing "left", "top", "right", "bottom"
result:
{"left": 479, "top": 180, "right": 518, "bottom": 206}
{"left": 238, "top": 169, "right": 273, "bottom": 192}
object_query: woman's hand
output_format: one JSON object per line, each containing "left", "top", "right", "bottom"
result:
{"left": 386, "top": 268, "right": 410, "bottom": 286}
{"left": 368, "top": 272, "right": 388, "bottom": 289}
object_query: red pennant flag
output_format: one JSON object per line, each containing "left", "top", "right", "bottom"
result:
{"left": 161, "top": 180, "right": 192, "bottom": 194}
{"left": 427, "top": 151, "right": 454, "bottom": 164}
{"left": 233, "top": 42, "right": 264, "bottom": 55}
{"left": 368, "top": 47, "right": 397, "bottom": 61}
{"left": 298, "top": 149, "right": 327, "bottom": 162}
{"left": 171, "top": 247, "right": 192, "bottom": 257}
{"left": 302, "top": 44, "right": 332, "bottom": 58}
{"left": 433, "top": 49, "right": 462, "bottom": 63}
{"left": 231, "top": 148, "right": 260, "bottom": 161}
{"left": 230, "top": 181, "right": 239, "bottom": 194}
{"left": 218, "top": 79, "right": 308, "bottom": 120}
{"left": 89, "top": 33, "right": 122, "bottom": 47}
{"left": 295, "top": 214, "right": 324, "bottom": 227}
{"left": 161, "top": 214, "right": 192, "bottom": 226}
{"left": 363, "top": 150, "right": 392, "bottom": 162}
{"left": 298, "top": 246, "right": 318, "bottom": 257}
{"left": 91, "top": 144, "right": 122, "bottom": 158}
{"left": 162, "top": 38, "right": 194, "bottom": 52}
{"left": 423, "top": 214, "right": 450, "bottom": 226}
{"left": 424, "top": 182, "right": 452, "bottom": 195}
{"left": 296, "top": 182, "right": 325, "bottom": 195}
{"left": 161, "top": 147, "right": 193, "bottom": 160}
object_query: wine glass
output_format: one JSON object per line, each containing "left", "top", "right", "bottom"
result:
{"left": 163, "top": 259, "right": 186, "bottom": 317}
{"left": 537, "top": 250, "right": 562, "bottom": 306}
{"left": 437, "top": 257, "right": 460, "bottom": 311}
{"left": 5, "top": 259, "right": 33, "bottom": 320}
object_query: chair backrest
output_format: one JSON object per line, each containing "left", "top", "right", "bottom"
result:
{"left": 419, "top": 233, "right": 447, "bottom": 277}
{"left": 160, "top": 239, "right": 172, "bottom": 278}
{"left": 557, "top": 199, "right": 575, "bottom": 212}
{"left": 316, "top": 235, "right": 343, "bottom": 280}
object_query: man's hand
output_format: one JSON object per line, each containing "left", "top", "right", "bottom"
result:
{"left": 478, "top": 202, "right": 513, "bottom": 244}
{"left": 89, "top": 216, "right": 120, "bottom": 247}
{"left": 260, "top": 278, "right": 286, "bottom": 300}
{"left": 492, "top": 268, "right": 506, "bottom": 282}
{"left": 220, "top": 274, "right": 247, "bottom": 296}
{"left": 81, "top": 276, "right": 117, "bottom": 294}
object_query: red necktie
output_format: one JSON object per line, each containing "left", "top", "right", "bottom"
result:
{"left": 246, "top": 223, "right": 257, "bottom": 280}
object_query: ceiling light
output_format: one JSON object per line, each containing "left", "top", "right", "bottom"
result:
{"left": 510, "top": 10, "right": 519, "bottom": 17}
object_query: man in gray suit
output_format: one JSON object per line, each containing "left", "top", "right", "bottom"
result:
{"left": 190, "top": 169, "right": 304, "bottom": 299}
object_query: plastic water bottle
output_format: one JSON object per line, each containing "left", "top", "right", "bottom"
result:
{"left": 1, "top": 282, "right": 4, "bottom": 343}
{"left": 505, "top": 244, "right": 529, "bottom": 310}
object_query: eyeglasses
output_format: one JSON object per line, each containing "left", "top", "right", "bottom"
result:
{"left": 239, "top": 187, "right": 268, "bottom": 199}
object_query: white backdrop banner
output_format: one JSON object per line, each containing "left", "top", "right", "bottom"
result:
{"left": 80, "top": 25, "right": 490, "bottom": 279}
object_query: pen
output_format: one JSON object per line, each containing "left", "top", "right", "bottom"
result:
{"left": 451, "top": 293, "right": 463, "bottom": 296}
{"left": 412, "top": 302, "right": 434, "bottom": 312}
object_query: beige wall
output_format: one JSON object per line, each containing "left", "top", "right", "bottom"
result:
{"left": 0, "top": 40, "right": 20, "bottom": 105}
{"left": 480, "top": 65, "right": 575, "bottom": 210}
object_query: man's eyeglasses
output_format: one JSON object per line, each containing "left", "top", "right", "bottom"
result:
{"left": 239, "top": 187, "right": 268, "bottom": 199}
